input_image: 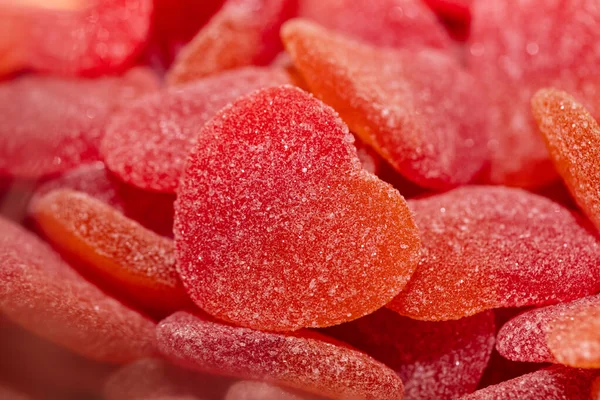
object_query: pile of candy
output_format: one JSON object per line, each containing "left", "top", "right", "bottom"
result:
{"left": 2, "top": 0, "right": 600, "bottom": 399}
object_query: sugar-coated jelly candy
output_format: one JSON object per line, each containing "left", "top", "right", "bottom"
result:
{"left": 325, "top": 308, "right": 494, "bottom": 400}
{"left": 461, "top": 366, "right": 598, "bottom": 400}
{"left": 102, "top": 67, "right": 292, "bottom": 193}
{"left": 467, "top": 0, "right": 600, "bottom": 188}
{"left": 226, "top": 381, "right": 322, "bottom": 400}
{"left": 497, "top": 293, "right": 600, "bottom": 368}
{"left": 175, "top": 85, "right": 421, "bottom": 331}
{"left": 156, "top": 311, "right": 404, "bottom": 400}
{"left": 30, "top": 189, "right": 190, "bottom": 314}
{"left": 298, "top": 0, "right": 451, "bottom": 49}
{"left": 282, "top": 19, "right": 489, "bottom": 190}
{"left": 104, "top": 358, "right": 229, "bottom": 400}
{"left": 423, "top": 0, "right": 471, "bottom": 40}
{"left": 19, "top": 0, "right": 152, "bottom": 76}
{"left": 0, "top": 69, "right": 158, "bottom": 179}
{"left": 387, "top": 186, "right": 600, "bottom": 321}
{"left": 532, "top": 88, "right": 600, "bottom": 232}
{"left": 32, "top": 162, "right": 175, "bottom": 237}
{"left": 166, "top": 0, "right": 296, "bottom": 85}
{"left": 593, "top": 377, "right": 600, "bottom": 400}
{"left": 0, "top": 216, "right": 155, "bottom": 363}
{"left": 354, "top": 137, "right": 381, "bottom": 175}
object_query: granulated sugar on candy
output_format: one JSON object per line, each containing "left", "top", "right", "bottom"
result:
{"left": 387, "top": 186, "right": 600, "bottom": 320}
{"left": 174, "top": 85, "right": 421, "bottom": 331}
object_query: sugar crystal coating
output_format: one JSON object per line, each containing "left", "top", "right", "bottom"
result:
{"left": 156, "top": 311, "right": 404, "bottom": 400}
{"left": 102, "top": 67, "right": 292, "bottom": 193}
{"left": 25, "top": 0, "right": 153, "bottom": 76}
{"left": 467, "top": 0, "right": 600, "bottom": 187}
{"left": 325, "top": 308, "right": 495, "bottom": 400}
{"left": 298, "top": 0, "right": 451, "bottom": 49}
{"left": 0, "top": 69, "right": 158, "bottom": 179}
{"left": 30, "top": 189, "right": 190, "bottom": 314}
{"left": 387, "top": 186, "right": 600, "bottom": 320}
{"left": 166, "top": 0, "right": 296, "bottom": 84}
{"left": 0, "top": 216, "right": 156, "bottom": 363}
{"left": 175, "top": 85, "right": 421, "bottom": 331}
{"left": 225, "top": 381, "right": 322, "bottom": 400}
{"left": 461, "top": 366, "right": 598, "bottom": 400}
{"left": 104, "top": 358, "right": 229, "bottom": 400}
{"left": 282, "top": 19, "right": 489, "bottom": 190}
{"left": 532, "top": 88, "right": 600, "bottom": 232}
{"left": 32, "top": 162, "right": 175, "bottom": 237}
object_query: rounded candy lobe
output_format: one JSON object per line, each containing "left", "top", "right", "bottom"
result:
{"left": 461, "top": 366, "right": 598, "bottom": 400}
{"left": 0, "top": 216, "right": 156, "bottom": 363}
{"left": 325, "top": 308, "right": 495, "bottom": 400}
{"left": 282, "top": 19, "right": 489, "bottom": 190}
{"left": 531, "top": 88, "right": 600, "bottom": 232}
{"left": 298, "top": 0, "right": 451, "bottom": 49}
{"left": 166, "top": 0, "right": 297, "bottom": 85}
{"left": 467, "top": 0, "right": 600, "bottom": 188}
{"left": 30, "top": 189, "right": 190, "bottom": 314}
{"left": 225, "top": 381, "right": 322, "bottom": 400}
{"left": 102, "top": 67, "right": 292, "bottom": 193}
{"left": 387, "top": 186, "right": 600, "bottom": 321}
{"left": 156, "top": 311, "right": 404, "bottom": 400}
{"left": 32, "top": 162, "right": 175, "bottom": 237}
{"left": 175, "top": 85, "right": 421, "bottom": 331}
{"left": 497, "top": 293, "right": 600, "bottom": 369}
{"left": 0, "top": 69, "right": 158, "bottom": 180}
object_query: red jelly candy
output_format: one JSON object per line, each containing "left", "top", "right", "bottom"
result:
{"left": 325, "top": 308, "right": 495, "bottom": 400}
{"left": 175, "top": 85, "right": 421, "bottom": 331}
{"left": 462, "top": 366, "right": 598, "bottom": 400}
{"left": 422, "top": 0, "right": 472, "bottom": 41}
{"left": 102, "top": 67, "right": 292, "bottom": 193}
{"left": 282, "top": 19, "right": 489, "bottom": 190}
{"left": 0, "top": 216, "right": 155, "bottom": 363}
{"left": 0, "top": 69, "right": 158, "bottom": 179}
{"left": 21, "top": 0, "right": 152, "bottom": 76}
{"left": 104, "top": 358, "right": 229, "bottom": 400}
{"left": 467, "top": 0, "right": 600, "bottom": 188}
{"left": 157, "top": 311, "right": 404, "bottom": 399}
{"left": 226, "top": 381, "right": 321, "bottom": 400}
{"left": 30, "top": 189, "right": 190, "bottom": 314}
{"left": 532, "top": 89, "right": 600, "bottom": 232}
{"left": 166, "top": 0, "right": 296, "bottom": 85}
{"left": 497, "top": 293, "right": 600, "bottom": 369}
{"left": 593, "top": 378, "right": 600, "bottom": 400}
{"left": 32, "top": 162, "right": 175, "bottom": 237}
{"left": 387, "top": 186, "right": 600, "bottom": 321}
{"left": 298, "top": 0, "right": 451, "bottom": 49}
{"left": 0, "top": 384, "right": 29, "bottom": 400}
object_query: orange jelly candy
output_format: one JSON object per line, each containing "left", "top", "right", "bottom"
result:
{"left": 156, "top": 311, "right": 404, "bottom": 400}
{"left": 0, "top": 216, "right": 155, "bottom": 363}
{"left": 282, "top": 19, "right": 489, "bottom": 190}
{"left": 387, "top": 186, "right": 600, "bottom": 321}
{"left": 166, "top": 0, "right": 296, "bottom": 85}
{"left": 532, "top": 88, "right": 600, "bottom": 232}
{"left": 175, "top": 85, "right": 421, "bottom": 331}
{"left": 30, "top": 189, "right": 189, "bottom": 314}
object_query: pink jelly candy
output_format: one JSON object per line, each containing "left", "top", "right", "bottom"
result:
{"left": 497, "top": 293, "right": 600, "bottom": 368}
{"left": 461, "top": 366, "right": 598, "bottom": 400}
{"left": 30, "top": 189, "right": 190, "bottom": 314}
{"left": 531, "top": 89, "right": 600, "bottom": 232}
{"left": 467, "top": 0, "right": 600, "bottom": 188}
{"left": 298, "top": 0, "right": 451, "bottom": 49}
{"left": 325, "top": 308, "right": 495, "bottom": 399}
{"left": 175, "top": 85, "right": 421, "bottom": 331}
{"left": 225, "top": 381, "right": 322, "bottom": 400}
{"left": 282, "top": 19, "right": 489, "bottom": 190}
{"left": 32, "top": 162, "right": 175, "bottom": 237}
{"left": 156, "top": 311, "right": 404, "bottom": 399}
{"left": 387, "top": 186, "right": 600, "bottom": 321}
{"left": 0, "top": 69, "right": 158, "bottom": 179}
{"left": 104, "top": 358, "right": 229, "bottom": 400}
{"left": 102, "top": 67, "right": 292, "bottom": 193}
{"left": 0, "top": 216, "right": 156, "bottom": 363}
{"left": 166, "top": 0, "right": 297, "bottom": 84}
